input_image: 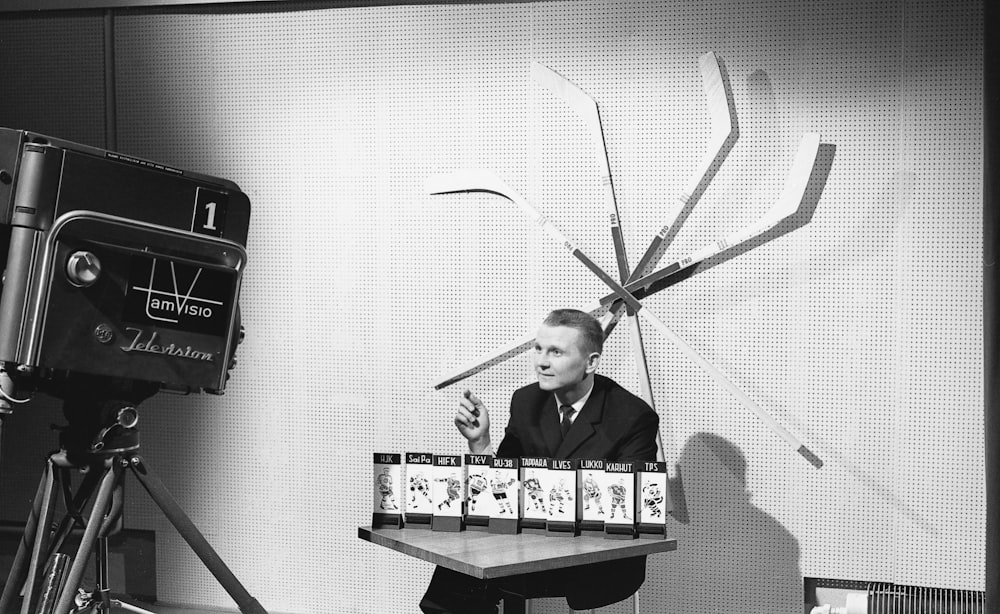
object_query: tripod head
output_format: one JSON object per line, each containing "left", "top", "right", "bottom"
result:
{"left": 48, "top": 373, "right": 159, "bottom": 463}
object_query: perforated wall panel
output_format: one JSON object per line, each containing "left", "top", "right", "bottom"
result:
{"left": 0, "top": 13, "right": 107, "bottom": 147}
{"left": 0, "top": 1, "right": 983, "bottom": 612}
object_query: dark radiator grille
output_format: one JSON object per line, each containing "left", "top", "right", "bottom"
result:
{"left": 867, "top": 582, "right": 984, "bottom": 614}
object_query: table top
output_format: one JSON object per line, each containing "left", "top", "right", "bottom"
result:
{"left": 358, "top": 526, "right": 677, "bottom": 579}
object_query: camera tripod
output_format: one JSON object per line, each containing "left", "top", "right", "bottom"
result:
{"left": 0, "top": 406, "right": 268, "bottom": 614}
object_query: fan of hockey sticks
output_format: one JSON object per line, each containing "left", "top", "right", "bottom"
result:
{"left": 425, "top": 52, "right": 826, "bottom": 475}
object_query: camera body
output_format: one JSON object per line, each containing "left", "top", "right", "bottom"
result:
{"left": 0, "top": 128, "right": 250, "bottom": 395}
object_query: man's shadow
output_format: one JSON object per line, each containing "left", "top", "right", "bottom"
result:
{"left": 643, "top": 433, "right": 803, "bottom": 612}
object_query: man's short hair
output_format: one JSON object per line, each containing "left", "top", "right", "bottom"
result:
{"left": 542, "top": 309, "right": 605, "bottom": 354}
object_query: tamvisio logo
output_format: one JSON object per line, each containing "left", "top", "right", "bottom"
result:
{"left": 123, "top": 255, "right": 233, "bottom": 337}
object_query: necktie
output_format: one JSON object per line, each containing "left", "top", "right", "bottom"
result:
{"left": 559, "top": 404, "right": 575, "bottom": 439}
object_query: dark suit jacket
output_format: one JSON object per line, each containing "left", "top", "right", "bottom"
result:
{"left": 495, "top": 373, "right": 659, "bottom": 609}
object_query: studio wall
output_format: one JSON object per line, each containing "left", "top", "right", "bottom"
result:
{"left": 0, "top": 1, "right": 984, "bottom": 612}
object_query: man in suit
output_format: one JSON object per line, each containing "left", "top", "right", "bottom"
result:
{"left": 420, "top": 309, "right": 659, "bottom": 614}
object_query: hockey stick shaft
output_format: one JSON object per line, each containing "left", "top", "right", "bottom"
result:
{"left": 431, "top": 303, "right": 617, "bottom": 390}
{"left": 633, "top": 306, "right": 821, "bottom": 467}
{"left": 626, "top": 316, "right": 668, "bottom": 466}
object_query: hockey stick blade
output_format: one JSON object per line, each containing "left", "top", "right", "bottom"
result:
{"left": 429, "top": 169, "right": 660, "bottom": 315}
{"left": 532, "top": 61, "right": 631, "bottom": 282}
{"left": 628, "top": 51, "right": 740, "bottom": 283}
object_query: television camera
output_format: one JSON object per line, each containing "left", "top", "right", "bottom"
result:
{"left": 0, "top": 129, "right": 266, "bottom": 614}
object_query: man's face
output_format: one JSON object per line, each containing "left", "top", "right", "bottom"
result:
{"left": 533, "top": 324, "right": 599, "bottom": 395}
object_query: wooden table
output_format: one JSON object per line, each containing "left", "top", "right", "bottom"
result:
{"left": 358, "top": 526, "right": 677, "bottom": 612}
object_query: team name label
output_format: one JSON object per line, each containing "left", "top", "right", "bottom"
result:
{"left": 606, "top": 462, "right": 634, "bottom": 473}
{"left": 493, "top": 457, "right": 517, "bottom": 469}
{"left": 465, "top": 454, "right": 490, "bottom": 465}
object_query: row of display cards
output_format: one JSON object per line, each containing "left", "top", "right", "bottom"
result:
{"left": 372, "top": 453, "right": 669, "bottom": 539}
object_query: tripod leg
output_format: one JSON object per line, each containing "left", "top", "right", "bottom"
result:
{"left": 20, "top": 457, "right": 61, "bottom": 614}
{"left": 94, "top": 536, "right": 113, "bottom": 611}
{"left": 52, "top": 460, "right": 118, "bottom": 614}
{"left": 0, "top": 457, "right": 56, "bottom": 613}
{"left": 46, "top": 461, "right": 108, "bottom": 557}
{"left": 127, "top": 456, "right": 268, "bottom": 614}
{"left": 31, "top": 552, "right": 71, "bottom": 614}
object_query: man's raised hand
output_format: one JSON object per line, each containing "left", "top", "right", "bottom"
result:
{"left": 455, "top": 389, "right": 491, "bottom": 453}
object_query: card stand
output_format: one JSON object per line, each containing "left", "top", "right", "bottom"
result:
{"left": 432, "top": 516, "right": 464, "bottom": 532}
{"left": 431, "top": 455, "right": 465, "bottom": 533}
{"left": 488, "top": 517, "right": 520, "bottom": 535}
{"left": 465, "top": 454, "right": 493, "bottom": 533}
{"left": 406, "top": 512, "right": 432, "bottom": 529}
{"left": 545, "top": 520, "right": 577, "bottom": 537}
{"left": 489, "top": 457, "right": 520, "bottom": 535}
{"left": 404, "top": 452, "right": 435, "bottom": 526}
{"left": 603, "top": 461, "right": 636, "bottom": 541}
{"left": 373, "top": 453, "right": 403, "bottom": 529}
{"left": 466, "top": 514, "right": 490, "bottom": 532}
{"left": 544, "top": 458, "right": 578, "bottom": 539}
{"left": 372, "top": 512, "right": 403, "bottom": 530}
{"left": 519, "top": 457, "right": 549, "bottom": 536}
{"left": 604, "top": 523, "right": 637, "bottom": 540}
{"left": 637, "top": 461, "right": 669, "bottom": 540}
{"left": 638, "top": 522, "right": 667, "bottom": 539}
{"left": 578, "top": 459, "right": 606, "bottom": 538}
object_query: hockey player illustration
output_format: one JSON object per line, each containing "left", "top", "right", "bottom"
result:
{"left": 548, "top": 478, "right": 573, "bottom": 515}
{"left": 376, "top": 468, "right": 398, "bottom": 511}
{"left": 490, "top": 475, "right": 517, "bottom": 515}
{"left": 466, "top": 472, "right": 488, "bottom": 512}
{"left": 409, "top": 472, "right": 431, "bottom": 505}
{"left": 523, "top": 473, "right": 546, "bottom": 513}
{"left": 435, "top": 473, "right": 462, "bottom": 510}
{"left": 582, "top": 473, "right": 605, "bottom": 515}
{"left": 608, "top": 477, "right": 630, "bottom": 520}
{"left": 642, "top": 481, "right": 664, "bottom": 519}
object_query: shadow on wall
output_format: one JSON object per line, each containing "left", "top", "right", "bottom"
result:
{"left": 645, "top": 433, "right": 802, "bottom": 612}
